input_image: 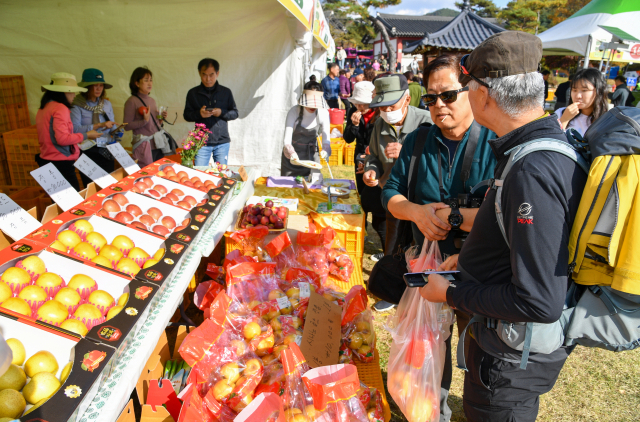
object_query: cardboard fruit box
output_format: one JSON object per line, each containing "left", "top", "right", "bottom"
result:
{"left": 0, "top": 311, "right": 115, "bottom": 422}
{"left": 24, "top": 210, "right": 189, "bottom": 290}
{"left": 0, "top": 239, "right": 158, "bottom": 353}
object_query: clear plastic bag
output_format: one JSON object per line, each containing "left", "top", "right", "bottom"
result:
{"left": 341, "top": 286, "right": 376, "bottom": 363}
{"left": 234, "top": 392, "right": 285, "bottom": 422}
{"left": 385, "top": 240, "right": 454, "bottom": 422}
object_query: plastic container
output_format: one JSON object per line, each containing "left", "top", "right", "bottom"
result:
{"left": 0, "top": 75, "right": 27, "bottom": 105}
{"left": 5, "top": 102, "right": 30, "bottom": 130}
{"left": 3, "top": 125, "right": 39, "bottom": 161}
{"left": 344, "top": 142, "right": 355, "bottom": 166}
{"left": 327, "top": 139, "right": 344, "bottom": 167}
{"left": 329, "top": 108, "right": 346, "bottom": 125}
{"left": 7, "top": 159, "right": 39, "bottom": 186}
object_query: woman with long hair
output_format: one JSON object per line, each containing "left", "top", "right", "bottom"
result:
{"left": 555, "top": 68, "right": 608, "bottom": 135}
{"left": 36, "top": 73, "right": 100, "bottom": 190}
{"left": 280, "top": 81, "right": 331, "bottom": 177}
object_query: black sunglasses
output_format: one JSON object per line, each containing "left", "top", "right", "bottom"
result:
{"left": 422, "top": 87, "right": 469, "bottom": 107}
{"left": 460, "top": 54, "right": 490, "bottom": 88}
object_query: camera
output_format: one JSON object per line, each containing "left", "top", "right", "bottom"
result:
{"left": 443, "top": 193, "right": 483, "bottom": 209}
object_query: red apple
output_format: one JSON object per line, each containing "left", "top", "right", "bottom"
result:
{"left": 126, "top": 204, "right": 143, "bottom": 217}
{"left": 198, "top": 199, "right": 207, "bottom": 206}
{"left": 147, "top": 189, "right": 160, "bottom": 198}
{"left": 171, "top": 189, "right": 184, "bottom": 197}
{"left": 260, "top": 216, "right": 269, "bottom": 225}
{"left": 277, "top": 210, "right": 287, "bottom": 219}
{"left": 113, "top": 193, "right": 129, "bottom": 206}
{"left": 143, "top": 178, "right": 154, "bottom": 189}
{"left": 161, "top": 216, "right": 176, "bottom": 230}
{"left": 274, "top": 220, "right": 284, "bottom": 229}
{"left": 174, "top": 225, "right": 187, "bottom": 232}
{"left": 115, "top": 211, "right": 134, "bottom": 224}
{"left": 176, "top": 201, "right": 190, "bottom": 210}
{"left": 263, "top": 208, "right": 273, "bottom": 217}
{"left": 137, "top": 106, "right": 149, "bottom": 115}
{"left": 169, "top": 176, "right": 180, "bottom": 183}
{"left": 103, "top": 200, "right": 121, "bottom": 213}
{"left": 182, "top": 218, "right": 190, "bottom": 225}
{"left": 190, "top": 176, "right": 201, "bottom": 184}
{"left": 269, "top": 214, "right": 278, "bottom": 224}
{"left": 183, "top": 181, "right": 194, "bottom": 187}
{"left": 184, "top": 196, "right": 196, "bottom": 206}
{"left": 177, "top": 171, "right": 188, "bottom": 179}
{"left": 152, "top": 225, "right": 170, "bottom": 236}
{"left": 154, "top": 185, "right": 168, "bottom": 194}
{"left": 165, "top": 193, "right": 179, "bottom": 202}
{"left": 266, "top": 200, "right": 274, "bottom": 208}
{"left": 160, "top": 197, "right": 173, "bottom": 205}
{"left": 139, "top": 214, "right": 155, "bottom": 227}
{"left": 134, "top": 182, "right": 147, "bottom": 191}
{"left": 129, "top": 221, "right": 146, "bottom": 230}
{"left": 147, "top": 207, "right": 163, "bottom": 221}
{"left": 97, "top": 208, "right": 109, "bottom": 217}
{"left": 130, "top": 187, "right": 140, "bottom": 193}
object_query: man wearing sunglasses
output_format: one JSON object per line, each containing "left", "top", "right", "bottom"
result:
{"left": 381, "top": 53, "right": 496, "bottom": 421}
{"left": 420, "top": 32, "right": 588, "bottom": 422}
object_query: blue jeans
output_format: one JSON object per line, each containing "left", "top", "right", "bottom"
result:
{"left": 194, "top": 143, "right": 230, "bottom": 166}
{"left": 338, "top": 59, "right": 345, "bottom": 69}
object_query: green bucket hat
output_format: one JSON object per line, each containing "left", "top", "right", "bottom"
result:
{"left": 78, "top": 68, "right": 113, "bottom": 89}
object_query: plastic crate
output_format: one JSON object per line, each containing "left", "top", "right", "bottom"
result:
{"left": 333, "top": 224, "right": 365, "bottom": 261}
{"left": 354, "top": 348, "right": 392, "bottom": 422}
{"left": 327, "top": 139, "right": 344, "bottom": 167}
{"left": 0, "top": 135, "right": 9, "bottom": 185}
{"left": 0, "top": 105, "right": 11, "bottom": 133}
{"left": 3, "top": 126, "right": 39, "bottom": 161}
{"left": 7, "top": 159, "right": 39, "bottom": 187}
{"left": 0, "top": 76, "right": 27, "bottom": 105}
{"left": 344, "top": 142, "right": 355, "bottom": 166}
{"left": 5, "top": 102, "right": 30, "bottom": 130}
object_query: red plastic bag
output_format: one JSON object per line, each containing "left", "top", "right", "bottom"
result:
{"left": 384, "top": 240, "right": 454, "bottom": 422}
{"left": 234, "top": 392, "right": 285, "bottom": 422}
{"left": 265, "top": 232, "right": 297, "bottom": 276}
{"left": 177, "top": 383, "right": 235, "bottom": 422}
{"left": 226, "top": 262, "right": 279, "bottom": 305}
{"left": 230, "top": 227, "right": 271, "bottom": 262}
{"left": 281, "top": 348, "right": 315, "bottom": 421}
{"left": 302, "top": 364, "right": 369, "bottom": 422}
{"left": 357, "top": 383, "right": 385, "bottom": 422}
{"left": 341, "top": 286, "right": 376, "bottom": 363}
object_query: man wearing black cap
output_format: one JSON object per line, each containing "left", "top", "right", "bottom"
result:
{"left": 420, "top": 31, "right": 588, "bottom": 421}
{"left": 363, "top": 73, "right": 432, "bottom": 310}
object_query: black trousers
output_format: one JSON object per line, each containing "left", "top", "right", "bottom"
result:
{"left": 384, "top": 210, "right": 400, "bottom": 255}
{"left": 370, "top": 213, "right": 386, "bottom": 249}
{"left": 341, "top": 98, "right": 351, "bottom": 112}
{"left": 79, "top": 147, "right": 115, "bottom": 188}
{"left": 441, "top": 310, "right": 470, "bottom": 422}
{"left": 152, "top": 148, "right": 165, "bottom": 162}
{"left": 326, "top": 98, "right": 340, "bottom": 109}
{"left": 463, "top": 337, "right": 568, "bottom": 422}
{"left": 35, "top": 155, "right": 80, "bottom": 191}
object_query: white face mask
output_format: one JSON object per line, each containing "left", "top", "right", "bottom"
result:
{"left": 380, "top": 106, "right": 406, "bottom": 125}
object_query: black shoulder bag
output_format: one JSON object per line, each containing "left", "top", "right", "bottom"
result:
{"left": 134, "top": 94, "right": 178, "bottom": 153}
{"left": 367, "top": 124, "right": 432, "bottom": 304}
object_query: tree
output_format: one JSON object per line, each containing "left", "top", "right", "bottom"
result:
{"left": 322, "top": 0, "right": 401, "bottom": 65}
{"left": 550, "top": 0, "right": 590, "bottom": 27}
{"left": 498, "top": 0, "right": 564, "bottom": 34}
{"left": 455, "top": 0, "right": 499, "bottom": 18}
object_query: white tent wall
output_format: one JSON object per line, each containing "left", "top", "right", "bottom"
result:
{"left": 0, "top": 0, "right": 316, "bottom": 176}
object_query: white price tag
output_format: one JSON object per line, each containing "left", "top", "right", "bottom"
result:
{"left": 30, "top": 163, "right": 84, "bottom": 211}
{"left": 106, "top": 143, "right": 141, "bottom": 174}
{"left": 276, "top": 296, "right": 292, "bottom": 310}
{"left": 294, "top": 335, "right": 302, "bottom": 346}
{"left": 74, "top": 154, "right": 118, "bottom": 188}
{"left": 299, "top": 282, "right": 311, "bottom": 299}
{"left": 0, "top": 194, "right": 42, "bottom": 240}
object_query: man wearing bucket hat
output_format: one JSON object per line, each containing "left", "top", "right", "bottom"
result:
{"left": 420, "top": 32, "right": 588, "bottom": 421}
{"left": 36, "top": 73, "right": 101, "bottom": 190}
{"left": 363, "top": 74, "right": 432, "bottom": 311}
{"left": 70, "top": 68, "right": 121, "bottom": 186}
{"left": 280, "top": 81, "right": 331, "bottom": 177}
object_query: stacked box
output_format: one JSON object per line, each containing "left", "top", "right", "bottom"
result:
{"left": 344, "top": 142, "right": 355, "bottom": 166}
{"left": 3, "top": 125, "right": 39, "bottom": 186}
{"left": 0, "top": 76, "right": 31, "bottom": 185}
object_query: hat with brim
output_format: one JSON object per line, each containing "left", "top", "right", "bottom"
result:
{"left": 298, "top": 90, "right": 329, "bottom": 109}
{"left": 41, "top": 72, "right": 87, "bottom": 93}
{"left": 370, "top": 74, "right": 409, "bottom": 108}
{"left": 78, "top": 68, "right": 113, "bottom": 89}
{"left": 350, "top": 81, "right": 375, "bottom": 105}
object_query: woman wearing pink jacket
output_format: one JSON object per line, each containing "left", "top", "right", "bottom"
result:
{"left": 36, "top": 73, "right": 100, "bottom": 190}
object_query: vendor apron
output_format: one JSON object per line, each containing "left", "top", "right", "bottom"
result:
{"left": 280, "top": 119, "right": 320, "bottom": 177}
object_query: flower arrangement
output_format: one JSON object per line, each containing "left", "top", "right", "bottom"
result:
{"left": 180, "top": 123, "right": 211, "bottom": 168}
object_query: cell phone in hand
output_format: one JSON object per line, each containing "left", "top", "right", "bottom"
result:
{"left": 404, "top": 271, "right": 459, "bottom": 288}
{"left": 205, "top": 108, "right": 214, "bottom": 112}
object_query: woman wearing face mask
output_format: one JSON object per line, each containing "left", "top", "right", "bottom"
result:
{"left": 281, "top": 81, "right": 331, "bottom": 177}
{"left": 70, "top": 68, "right": 120, "bottom": 187}
{"left": 36, "top": 73, "right": 101, "bottom": 190}
{"left": 345, "top": 81, "right": 387, "bottom": 261}
{"left": 555, "top": 68, "right": 608, "bottom": 136}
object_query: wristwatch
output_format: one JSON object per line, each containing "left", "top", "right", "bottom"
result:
{"left": 448, "top": 208, "right": 463, "bottom": 230}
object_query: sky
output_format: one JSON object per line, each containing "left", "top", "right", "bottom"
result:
{"left": 372, "top": 0, "right": 511, "bottom": 16}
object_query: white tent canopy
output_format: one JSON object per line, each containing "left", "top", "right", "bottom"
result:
{"left": 0, "top": 0, "right": 333, "bottom": 176}
{"left": 538, "top": 0, "right": 640, "bottom": 60}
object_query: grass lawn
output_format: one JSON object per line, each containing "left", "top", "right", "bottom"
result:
{"left": 324, "top": 164, "right": 640, "bottom": 422}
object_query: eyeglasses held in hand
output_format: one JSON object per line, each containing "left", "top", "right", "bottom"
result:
{"left": 422, "top": 87, "right": 469, "bottom": 107}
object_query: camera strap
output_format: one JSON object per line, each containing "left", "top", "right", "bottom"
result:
{"left": 436, "top": 121, "right": 481, "bottom": 202}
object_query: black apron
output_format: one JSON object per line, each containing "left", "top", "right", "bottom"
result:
{"left": 280, "top": 112, "right": 320, "bottom": 177}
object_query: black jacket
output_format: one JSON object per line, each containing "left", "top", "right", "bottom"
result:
{"left": 343, "top": 106, "right": 376, "bottom": 157}
{"left": 183, "top": 82, "right": 238, "bottom": 145}
{"left": 448, "top": 115, "right": 587, "bottom": 363}
{"left": 609, "top": 83, "right": 634, "bottom": 107}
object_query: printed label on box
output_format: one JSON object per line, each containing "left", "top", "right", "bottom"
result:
{"left": 0, "top": 194, "right": 42, "bottom": 240}
{"left": 31, "top": 163, "right": 84, "bottom": 211}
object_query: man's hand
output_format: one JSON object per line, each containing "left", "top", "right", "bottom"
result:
{"left": 438, "top": 254, "right": 459, "bottom": 271}
{"left": 351, "top": 111, "right": 362, "bottom": 126}
{"left": 385, "top": 142, "right": 402, "bottom": 159}
{"left": 559, "top": 103, "right": 580, "bottom": 128}
{"left": 320, "top": 150, "right": 329, "bottom": 160}
{"left": 211, "top": 108, "right": 222, "bottom": 117}
{"left": 411, "top": 203, "right": 451, "bottom": 241}
{"left": 200, "top": 106, "right": 214, "bottom": 119}
{"left": 420, "top": 273, "right": 450, "bottom": 303}
{"left": 363, "top": 170, "right": 378, "bottom": 187}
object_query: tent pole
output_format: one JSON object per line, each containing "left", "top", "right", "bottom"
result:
{"left": 583, "top": 35, "right": 592, "bottom": 69}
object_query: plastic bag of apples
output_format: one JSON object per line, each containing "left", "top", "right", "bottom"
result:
{"left": 234, "top": 392, "right": 286, "bottom": 422}
{"left": 295, "top": 228, "right": 354, "bottom": 284}
{"left": 341, "top": 286, "right": 376, "bottom": 363}
{"left": 384, "top": 240, "right": 454, "bottom": 422}
{"left": 280, "top": 346, "right": 316, "bottom": 422}
{"left": 230, "top": 227, "right": 271, "bottom": 262}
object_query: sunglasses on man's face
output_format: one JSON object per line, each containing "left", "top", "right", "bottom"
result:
{"left": 422, "top": 87, "right": 469, "bottom": 107}
{"left": 459, "top": 54, "right": 490, "bottom": 88}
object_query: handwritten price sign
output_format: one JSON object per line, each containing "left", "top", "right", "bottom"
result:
{"left": 30, "top": 163, "right": 84, "bottom": 211}
{"left": 74, "top": 154, "right": 118, "bottom": 188}
{"left": 0, "top": 194, "right": 42, "bottom": 241}
{"left": 106, "top": 143, "right": 140, "bottom": 174}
